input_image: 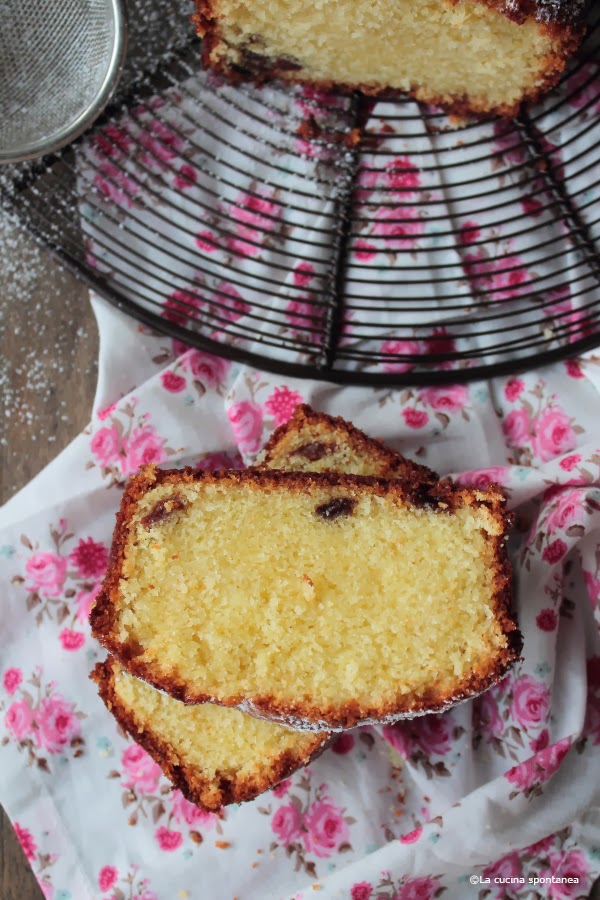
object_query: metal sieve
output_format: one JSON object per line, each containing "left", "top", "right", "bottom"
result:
{"left": 0, "top": 0, "right": 128, "bottom": 164}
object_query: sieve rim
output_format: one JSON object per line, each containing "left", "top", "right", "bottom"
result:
{"left": 0, "top": 0, "right": 128, "bottom": 165}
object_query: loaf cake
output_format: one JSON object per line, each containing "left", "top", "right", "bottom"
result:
{"left": 192, "top": 0, "right": 588, "bottom": 116}
{"left": 92, "top": 657, "right": 329, "bottom": 810}
{"left": 257, "top": 404, "right": 437, "bottom": 482}
{"left": 91, "top": 464, "right": 520, "bottom": 730}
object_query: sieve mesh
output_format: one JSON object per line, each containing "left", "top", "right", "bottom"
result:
{"left": 0, "top": 0, "right": 124, "bottom": 161}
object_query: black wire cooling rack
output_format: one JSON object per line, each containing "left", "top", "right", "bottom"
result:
{"left": 1, "top": 0, "right": 600, "bottom": 386}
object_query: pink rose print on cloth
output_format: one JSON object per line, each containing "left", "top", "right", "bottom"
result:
{"left": 262, "top": 775, "right": 355, "bottom": 877}
{"left": 97, "top": 865, "right": 160, "bottom": 900}
{"left": 98, "top": 865, "right": 118, "bottom": 891}
{"left": 272, "top": 803, "right": 303, "bottom": 845}
{"left": 482, "top": 851, "right": 522, "bottom": 894}
{"left": 170, "top": 789, "right": 218, "bottom": 829}
{"left": 58, "top": 629, "right": 86, "bottom": 652}
{"left": 542, "top": 850, "right": 591, "bottom": 898}
{"left": 9, "top": 825, "right": 61, "bottom": 899}
{"left": 68, "top": 537, "right": 108, "bottom": 579}
{"left": 382, "top": 712, "right": 463, "bottom": 777}
{"left": 137, "top": 117, "right": 187, "bottom": 169}
{"left": 1, "top": 668, "right": 86, "bottom": 770}
{"left": 161, "top": 370, "right": 186, "bottom": 394}
{"left": 533, "top": 407, "right": 579, "bottom": 463}
{"left": 161, "top": 281, "right": 250, "bottom": 344}
{"left": 352, "top": 156, "right": 428, "bottom": 257}
{"left": 302, "top": 797, "right": 350, "bottom": 858}
{"left": 87, "top": 402, "right": 175, "bottom": 485}
{"left": 381, "top": 340, "right": 427, "bottom": 375}
{"left": 502, "top": 381, "right": 581, "bottom": 466}
{"left": 196, "top": 188, "right": 284, "bottom": 259}
{"left": 161, "top": 288, "right": 203, "bottom": 328}
{"left": 122, "top": 426, "right": 168, "bottom": 475}
{"left": 174, "top": 162, "right": 197, "bottom": 191}
{"left": 398, "top": 384, "right": 470, "bottom": 433}
{"left": 473, "top": 690, "right": 504, "bottom": 744}
{"left": 91, "top": 425, "right": 121, "bottom": 468}
{"left": 456, "top": 467, "right": 509, "bottom": 490}
{"left": 402, "top": 408, "right": 430, "bottom": 430}
{"left": 367, "top": 872, "right": 444, "bottom": 899}
{"left": 505, "top": 738, "right": 571, "bottom": 798}
{"left": 181, "top": 349, "right": 231, "bottom": 390}
{"left": 510, "top": 675, "right": 550, "bottom": 730}
{"left": 264, "top": 386, "right": 304, "bottom": 428}
{"left": 545, "top": 490, "right": 583, "bottom": 534}
{"left": 111, "top": 744, "right": 225, "bottom": 842}
{"left": 351, "top": 883, "right": 373, "bottom": 900}
{"left": 155, "top": 826, "right": 183, "bottom": 852}
{"left": 121, "top": 744, "right": 162, "bottom": 795}
{"left": 5, "top": 698, "right": 33, "bottom": 741}
{"left": 357, "top": 157, "right": 421, "bottom": 199}
{"left": 462, "top": 248, "right": 532, "bottom": 302}
{"left": 24, "top": 552, "right": 67, "bottom": 598}
{"left": 284, "top": 263, "right": 325, "bottom": 343}
{"left": 227, "top": 401, "right": 264, "bottom": 455}
{"left": 3, "top": 668, "right": 22, "bottom": 695}
{"left": 12, "top": 521, "right": 107, "bottom": 649}
{"left": 399, "top": 827, "right": 423, "bottom": 845}
{"left": 14, "top": 822, "right": 37, "bottom": 861}
{"left": 542, "top": 538, "right": 568, "bottom": 565}
{"left": 370, "top": 205, "right": 426, "bottom": 251}
{"left": 272, "top": 778, "right": 292, "bottom": 798}
{"left": 34, "top": 694, "right": 82, "bottom": 754}
{"left": 93, "top": 162, "right": 140, "bottom": 209}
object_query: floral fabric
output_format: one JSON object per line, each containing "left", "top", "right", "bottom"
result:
{"left": 1, "top": 295, "right": 600, "bottom": 900}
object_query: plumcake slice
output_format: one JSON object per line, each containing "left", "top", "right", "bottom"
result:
{"left": 90, "top": 416, "right": 414, "bottom": 808}
{"left": 192, "top": 0, "right": 588, "bottom": 116}
{"left": 92, "top": 657, "right": 329, "bottom": 810}
{"left": 91, "top": 465, "right": 520, "bottom": 731}
{"left": 256, "top": 404, "right": 437, "bottom": 482}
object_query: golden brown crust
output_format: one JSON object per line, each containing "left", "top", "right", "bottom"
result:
{"left": 257, "top": 404, "right": 437, "bottom": 483}
{"left": 91, "top": 464, "right": 522, "bottom": 730}
{"left": 91, "top": 658, "right": 330, "bottom": 810}
{"left": 191, "top": 0, "right": 585, "bottom": 118}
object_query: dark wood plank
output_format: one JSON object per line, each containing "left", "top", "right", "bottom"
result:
{"left": 0, "top": 212, "right": 98, "bottom": 899}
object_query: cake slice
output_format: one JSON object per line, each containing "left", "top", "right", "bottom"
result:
{"left": 92, "top": 657, "right": 329, "bottom": 810}
{"left": 91, "top": 412, "right": 432, "bottom": 808}
{"left": 192, "top": 0, "right": 588, "bottom": 116}
{"left": 257, "top": 404, "right": 437, "bottom": 482}
{"left": 91, "top": 465, "right": 520, "bottom": 730}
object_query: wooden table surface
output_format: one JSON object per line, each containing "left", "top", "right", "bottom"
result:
{"left": 0, "top": 211, "right": 98, "bottom": 900}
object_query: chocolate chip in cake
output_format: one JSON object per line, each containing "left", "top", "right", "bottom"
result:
{"left": 315, "top": 497, "right": 357, "bottom": 520}
{"left": 294, "top": 441, "right": 332, "bottom": 462}
{"left": 141, "top": 494, "right": 187, "bottom": 528}
{"left": 411, "top": 484, "right": 451, "bottom": 512}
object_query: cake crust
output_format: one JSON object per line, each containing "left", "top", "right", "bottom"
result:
{"left": 91, "top": 464, "right": 522, "bottom": 730}
{"left": 192, "top": 0, "right": 586, "bottom": 117}
{"left": 256, "top": 404, "right": 437, "bottom": 482}
{"left": 92, "top": 658, "right": 330, "bottom": 810}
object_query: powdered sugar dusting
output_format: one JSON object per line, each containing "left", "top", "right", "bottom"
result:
{"left": 502, "top": 0, "right": 589, "bottom": 24}
{"left": 0, "top": 210, "right": 97, "bottom": 486}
